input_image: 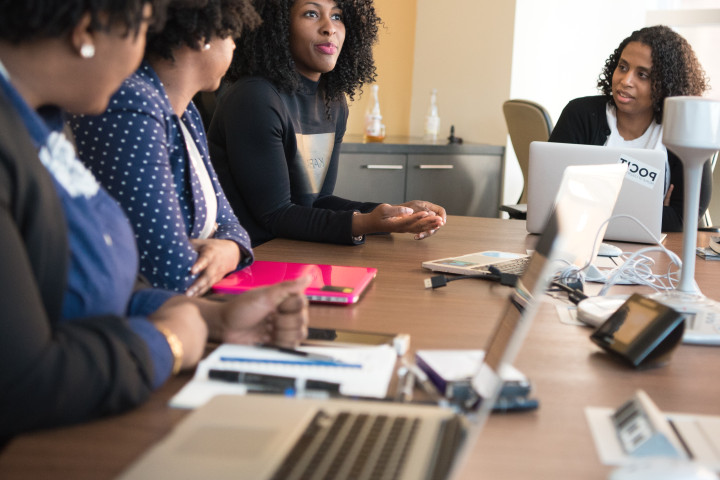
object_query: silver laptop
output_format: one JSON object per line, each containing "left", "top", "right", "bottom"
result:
{"left": 117, "top": 215, "right": 568, "bottom": 480}
{"left": 527, "top": 141, "right": 667, "bottom": 244}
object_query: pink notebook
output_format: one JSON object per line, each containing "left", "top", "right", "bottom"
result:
{"left": 212, "top": 261, "right": 377, "bottom": 304}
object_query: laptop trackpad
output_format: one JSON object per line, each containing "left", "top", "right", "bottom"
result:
{"left": 177, "top": 426, "right": 277, "bottom": 458}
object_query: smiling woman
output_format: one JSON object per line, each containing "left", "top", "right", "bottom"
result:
{"left": 208, "top": 0, "right": 447, "bottom": 247}
{"left": 549, "top": 25, "right": 712, "bottom": 233}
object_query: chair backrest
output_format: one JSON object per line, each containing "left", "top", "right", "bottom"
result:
{"left": 700, "top": 151, "right": 719, "bottom": 228}
{"left": 503, "top": 99, "right": 553, "bottom": 204}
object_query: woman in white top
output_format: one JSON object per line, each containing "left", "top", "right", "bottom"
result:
{"left": 549, "top": 25, "right": 712, "bottom": 232}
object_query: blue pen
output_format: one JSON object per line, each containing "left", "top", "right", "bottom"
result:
{"left": 219, "top": 357, "right": 362, "bottom": 368}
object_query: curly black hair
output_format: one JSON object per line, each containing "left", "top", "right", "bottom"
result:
{"left": 145, "top": 0, "right": 261, "bottom": 61}
{"left": 0, "top": 0, "right": 168, "bottom": 44}
{"left": 225, "top": 0, "right": 380, "bottom": 104}
{"left": 597, "top": 25, "right": 708, "bottom": 124}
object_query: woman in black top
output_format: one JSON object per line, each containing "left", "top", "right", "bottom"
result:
{"left": 550, "top": 25, "right": 712, "bottom": 232}
{"left": 208, "top": 0, "right": 447, "bottom": 246}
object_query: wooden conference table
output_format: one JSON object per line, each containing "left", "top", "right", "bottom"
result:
{"left": 1, "top": 216, "right": 719, "bottom": 479}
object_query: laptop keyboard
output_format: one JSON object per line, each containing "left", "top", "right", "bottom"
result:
{"left": 271, "top": 410, "right": 463, "bottom": 480}
{"left": 472, "top": 256, "right": 530, "bottom": 275}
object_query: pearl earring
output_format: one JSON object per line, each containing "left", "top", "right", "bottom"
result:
{"left": 80, "top": 44, "right": 95, "bottom": 59}
{"left": 203, "top": 43, "right": 211, "bottom": 51}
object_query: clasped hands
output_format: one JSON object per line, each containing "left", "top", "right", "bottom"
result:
{"left": 352, "top": 200, "right": 447, "bottom": 240}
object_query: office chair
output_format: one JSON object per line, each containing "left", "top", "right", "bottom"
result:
{"left": 501, "top": 99, "right": 553, "bottom": 220}
{"left": 699, "top": 151, "right": 719, "bottom": 232}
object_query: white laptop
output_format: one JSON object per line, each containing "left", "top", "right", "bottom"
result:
{"left": 527, "top": 141, "right": 667, "bottom": 244}
{"left": 117, "top": 214, "right": 567, "bottom": 480}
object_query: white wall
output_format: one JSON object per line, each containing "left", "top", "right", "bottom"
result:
{"left": 503, "top": 0, "right": 720, "bottom": 205}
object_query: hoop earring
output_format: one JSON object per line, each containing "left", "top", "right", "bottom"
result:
{"left": 80, "top": 44, "right": 95, "bottom": 59}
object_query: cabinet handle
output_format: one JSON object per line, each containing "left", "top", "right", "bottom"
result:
{"left": 417, "top": 164, "right": 454, "bottom": 169}
{"left": 364, "top": 165, "right": 404, "bottom": 170}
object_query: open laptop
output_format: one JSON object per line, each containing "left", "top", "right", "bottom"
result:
{"left": 526, "top": 141, "right": 667, "bottom": 244}
{"left": 213, "top": 261, "right": 377, "bottom": 304}
{"left": 117, "top": 165, "right": 628, "bottom": 480}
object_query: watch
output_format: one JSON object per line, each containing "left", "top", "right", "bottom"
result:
{"left": 352, "top": 211, "right": 364, "bottom": 243}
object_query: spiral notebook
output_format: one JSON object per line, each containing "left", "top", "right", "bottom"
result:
{"left": 213, "top": 260, "right": 377, "bottom": 304}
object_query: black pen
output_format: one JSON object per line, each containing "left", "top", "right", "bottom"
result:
{"left": 255, "top": 343, "right": 339, "bottom": 362}
{"left": 208, "top": 369, "right": 341, "bottom": 394}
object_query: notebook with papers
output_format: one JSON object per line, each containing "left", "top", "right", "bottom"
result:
{"left": 526, "top": 141, "right": 667, "bottom": 244}
{"left": 213, "top": 260, "right": 377, "bottom": 304}
{"left": 117, "top": 165, "right": 631, "bottom": 480}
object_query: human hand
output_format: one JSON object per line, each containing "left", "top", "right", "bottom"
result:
{"left": 215, "top": 276, "right": 311, "bottom": 347}
{"left": 187, "top": 238, "right": 241, "bottom": 297}
{"left": 353, "top": 203, "right": 445, "bottom": 239}
{"left": 663, "top": 184, "right": 674, "bottom": 206}
{"left": 399, "top": 200, "right": 447, "bottom": 239}
{"left": 151, "top": 299, "right": 209, "bottom": 371}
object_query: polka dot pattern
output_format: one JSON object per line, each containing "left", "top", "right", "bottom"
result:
{"left": 69, "top": 63, "right": 253, "bottom": 292}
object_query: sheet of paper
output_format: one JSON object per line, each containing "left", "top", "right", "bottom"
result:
{"left": 585, "top": 407, "right": 720, "bottom": 470}
{"left": 170, "top": 343, "right": 398, "bottom": 409}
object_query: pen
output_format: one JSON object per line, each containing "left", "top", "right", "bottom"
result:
{"left": 219, "top": 357, "right": 362, "bottom": 368}
{"left": 255, "top": 343, "right": 339, "bottom": 362}
{"left": 208, "top": 369, "right": 341, "bottom": 394}
{"left": 209, "top": 369, "right": 295, "bottom": 390}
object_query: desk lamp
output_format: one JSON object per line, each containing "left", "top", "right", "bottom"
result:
{"left": 652, "top": 96, "right": 720, "bottom": 317}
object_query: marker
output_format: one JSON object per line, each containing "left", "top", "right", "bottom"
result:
{"left": 208, "top": 369, "right": 341, "bottom": 394}
{"left": 219, "top": 357, "right": 362, "bottom": 368}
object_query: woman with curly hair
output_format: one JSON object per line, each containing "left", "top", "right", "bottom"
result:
{"left": 207, "top": 0, "right": 446, "bottom": 247}
{"left": 70, "top": 0, "right": 261, "bottom": 296}
{"left": 549, "top": 25, "right": 712, "bottom": 232}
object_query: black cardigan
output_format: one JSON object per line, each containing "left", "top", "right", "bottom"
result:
{"left": 0, "top": 91, "right": 155, "bottom": 442}
{"left": 549, "top": 95, "right": 712, "bottom": 232}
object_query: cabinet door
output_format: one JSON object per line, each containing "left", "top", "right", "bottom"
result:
{"left": 406, "top": 154, "right": 502, "bottom": 217}
{"left": 335, "top": 153, "right": 406, "bottom": 205}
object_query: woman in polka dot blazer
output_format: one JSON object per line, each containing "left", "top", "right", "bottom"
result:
{"left": 70, "top": 0, "right": 261, "bottom": 296}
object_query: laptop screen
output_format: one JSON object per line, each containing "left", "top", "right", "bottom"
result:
{"left": 470, "top": 164, "right": 627, "bottom": 409}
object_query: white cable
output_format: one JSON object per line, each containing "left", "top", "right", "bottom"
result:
{"left": 554, "top": 214, "right": 681, "bottom": 296}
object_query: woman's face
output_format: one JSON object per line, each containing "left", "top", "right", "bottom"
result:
{"left": 69, "top": 4, "right": 152, "bottom": 115}
{"left": 288, "top": 0, "right": 346, "bottom": 81}
{"left": 199, "top": 35, "right": 236, "bottom": 92}
{"left": 611, "top": 41, "right": 654, "bottom": 119}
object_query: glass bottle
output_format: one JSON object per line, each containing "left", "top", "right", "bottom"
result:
{"left": 364, "top": 84, "right": 386, "bottom": 143}
{"left": 424, "top": 88, "right": 440, "bottom": 142}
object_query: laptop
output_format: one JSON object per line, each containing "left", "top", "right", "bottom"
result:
{"left": 526, "top": 141, "right": 667, "bottom": 244}
{"left": 422, "top": 250, "right": 530, "bottom": 276}
{"left": 213, "top": 261, "right": 377, "bottom": 304}
{"left": 117, "top": 211, "right": 567, "bottom": 480}
{"left": 117, "top": 165, "right": 630, "bottom": 480}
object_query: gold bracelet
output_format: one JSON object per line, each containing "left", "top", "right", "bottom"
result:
{"left": 156, "top": 325, "right": 184, "bottom": 375}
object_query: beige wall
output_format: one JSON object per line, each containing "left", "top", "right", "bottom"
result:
{"left": 347, "top": 0, "right": 516, "bottom": 146}
{"left": 346, "top": 0, "right": 417, "bottom": 139}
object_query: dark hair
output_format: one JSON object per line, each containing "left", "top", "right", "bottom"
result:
{"left": 0, "top": 0, "right": 169, "bottom": 44}
{"left": 225, "top": 0, "right": 380, "bottom": 104}
{"left": 145, "top": 0, "right": 261, "bottom": 61}
{"left": 597, "top": 25, "right": 708, "bottom": 124}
